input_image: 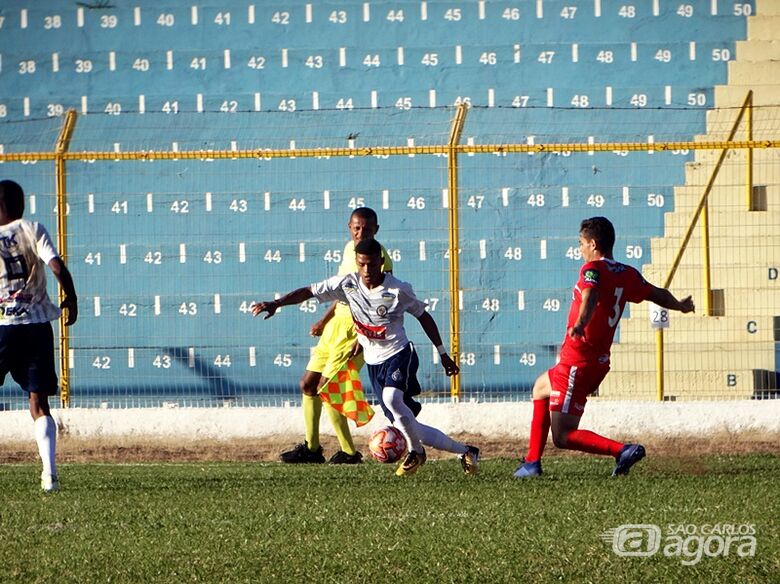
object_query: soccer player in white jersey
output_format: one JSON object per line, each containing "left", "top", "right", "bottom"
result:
{"left": 0, "top": 180, "right": 78, "bottom": 492}
{"left": 252, "top": 238, "right": 479, "bottom": 476}
{"left": 280, "top": 207, "right": 393, "bottom": 465}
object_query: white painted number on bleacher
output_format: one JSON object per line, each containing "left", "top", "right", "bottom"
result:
{"left": 626, "top": 245, "right": 643, "bottom": 259}
{"left": 387, "top": 10, "right": 404, "bottom": 22}
{"left": 112, "top": 201, "right": 128, "bottom": 214}
{"left": 100, "top": 14, "right": 118, "bottom": 28}
{"left": 19, "top": 60, "right": 36, "bottom": 74}
{"left": 119, "top": 303, "right": 137, "bottom": 317}
{"left": 538, "top": 51, "right": 555, "bottom": 64}
{"left": 153, "top": 355, "right": 172, "bottom": 368}
{"left": 618, "top": 5, "right": 636, "bottom": 18}
{"left": 587, "top": 194, "right": 605, "bottom": 207}
{"left": 479, "top": 52, "right": 497, "bottom": 65}
{"left": 596, "top": 51, "right": 613, "bottom": 64}
{"left": 44, "top": 15, "right": 62, "bottom": 29}
{"left": 214, "top": 12, "right": 231, "bottom": 25}
{"left": 733, "top": 4, "right": 752, "bottom": 16}
{"left": 248, "top": 56, "right": 266, "bottom": 69}
{"left": 560, "top": 6, "right": 577, "bottom": 18}
{"left": 272, "top": 12, "right": 290, "bottom": 24}
{"left": 688, "top": 93, "right": 706, "bottom": 106}
{"left": 214, "top": 355, "right": 231, "bottom": 367}
{"left": 170, "top": 200, "right": 189, "bottom": 213}
{"left": 299, "top": 299, "right": 317, "bottom": 313}
{"left": 278, "top": 99, "right": 296, "bottom": 111}
{"left": 92, "top": 356, "right": 111, "bottom": 369}
{"left": 712, "top": 49, "right": 731, "bottom": 61}
{"left": 220, "top": 100, "right": 238, "bottom": 113}
{"left": 502, "top": 8, "right": 520, "bottom": 20}
{"left": 543, "top": 298, "right": 561, "bottom": 312}
{"left": 305, "top": 55, "right": 324, "bottom": 69}
{"left": 229, "top": 199, "right": 248, "bottom": 212}
{"left": 407, "top": 196, "right": 426, "bottom": 210}
{"left": 84, "top": 252, "right": 102, "bottom": 265}
{"left": 519, "top": 353, "right": 537, "bottom": 366}
{"left": 75, "top": 59, "right": 93, "bottom": 73}
{"left": 424, "top": 298, "right": 439, "bottom": 311}
{"left": 203, "top": 251, "right": 222, "bottom": 264}
{"left": 179, "top": 302, "right": 197, "bottom": 315}
{"left": 274, "top": 354, "right": 292, "bottom": 367}
{"left": 264, "top": 250, "right": 282, "bottom": 263}
{"left": 363, "top": 54, "right": 380, "bottom": 67}
{"left": 482, "top": 298, "right": 500, "bottom": 312}
{"left": 329, "top": 10, "right": 347, "bottom": 23}
{"left": 527, "top": 194, "right": 545, "bottom": 207}
{"left": 647, "top": 193, "right": 665, "bottom": 207}
{"left": 387, "top": 249, "right": 401, "bottom": 261}
{"left": 162, "top": 101, "right": 179, "bottom": 114}
{"left": 460, "top": 353, "right": 476, "bottom": 366}
{"left": 239, "top": 301, "right": 253, "bottom": 314}
{"left": 288, "top": 198, "right": 306, "bottom": 211}
{"left": 565, "top": 246, "right": 582, "bottom": 260}
{"left": 336, "top": 98, "right": 354, "bottom": 110}
{"left": 157, "top": 13, "right": 175, "bottom": 26}
{"left": 677, "top": 4, "right": 694, "bottom": 17}
{"left": 505, "top": 247, "right": 523, "bottom": 260}
{"left": 512, "top": 96, "right": 529, "bottom": 108}
{"left": 571, "top": 95, "right": 589, "bottom": 108}
{"left": 144, "top": 251, "right": 162, "bottom": 264}
{"left": 444, "top": 8, "right": 462, "bottom": 21}
{"left": 630, "top": 94, "right": 647, "bottom": 107}
{"left": 133, "top": 58, "right": 150, "bottom": 72}
{"left": 324, "top": 249, "right": 342, "bottom": 263}
{"left": 655, "top": 50, "right": 672, "bottom": 63}
{"left": 467, "top": 195, "right": 484, "bottom": 209}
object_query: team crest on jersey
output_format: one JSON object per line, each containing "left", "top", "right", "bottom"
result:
{"left": 376, "top": 305, "right": 388, "bottom": 317}
{"left": 391, "top": 369, "right": 403, "bottom": 381}
{"left": 583, "top": 269, "right": 600, "bottom": 284}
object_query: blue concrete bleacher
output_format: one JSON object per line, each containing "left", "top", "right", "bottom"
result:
{"left": 0, "top": 0, "right": 754, "bottom": 406}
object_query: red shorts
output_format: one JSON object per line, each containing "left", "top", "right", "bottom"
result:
{"left": 548, "top": 361, "right": 610, "bottom": 417}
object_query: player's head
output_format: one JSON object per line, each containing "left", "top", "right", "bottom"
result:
{"left": 348, "top": 207, "right": 379, "bottom": 244}
{"left": 0, "top": 180, "right": 25, "bottom": 222}
{"left": 579, "top": 216, "right": 615, "bottom": 259}
{"left": 355, "top": 238, "right": 384, "bottom": 288}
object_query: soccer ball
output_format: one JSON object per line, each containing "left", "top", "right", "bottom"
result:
{"left": 368, "top": 426, "right": 407, "bottom": 463}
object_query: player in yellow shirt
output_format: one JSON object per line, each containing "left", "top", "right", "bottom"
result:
{"left": 280, "top": 207, "right": 393, "bottom": 464}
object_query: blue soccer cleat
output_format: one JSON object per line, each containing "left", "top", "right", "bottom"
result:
{"left": 613, "top": 444, "right": 646, "bottom": 476}
{"left": 513, "top": 459, "right": 542, "bottom": 478}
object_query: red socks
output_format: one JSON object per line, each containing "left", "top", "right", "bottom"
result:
{"left": 525, "top": 398, "right": 551, "bottom": 462}
{"left": 565, "top": 430, "right": 624, "bottom": 457}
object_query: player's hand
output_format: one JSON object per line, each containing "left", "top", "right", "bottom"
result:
{"left": 250, "top": 300, "right": 278, "bottom": 319}
{"left": 679, "top": 296, "right": 695, "bottom": 314}
{"left": 350, "top": 340, "right": 363, "bottom": 358}
{"left": 568, "top": 324, "right": 585, "bottom": 340}
{"left": 60, "top": 296, "right": 78, "bottom": 326}
{"left": 440, "top": 353, "right": 460, "bottom": 377}
{"left": 310, "top": 320, "right": 326, "bottom": 337}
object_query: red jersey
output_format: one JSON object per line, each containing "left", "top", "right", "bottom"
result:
{"left": 558, "top": 258, "right": 652, "bottom": 365}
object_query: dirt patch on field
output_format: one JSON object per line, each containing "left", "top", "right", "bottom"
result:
{"left": 1, "top": 431, "right": 778, "bottom": 464}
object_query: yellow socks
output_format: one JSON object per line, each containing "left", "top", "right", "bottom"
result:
{"left": 302, "top": 394, "right": 322, "bottom": 450}
{"left": 325, "top": 402, "right": 356, "bottom": 455}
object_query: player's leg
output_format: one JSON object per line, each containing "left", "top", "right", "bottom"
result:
{"left": 278, "top": 358, "right": 326, "bottom": 463}
{"left": 548, "top": 365, "right": 644, "bottom": 474}
{"left": 19, "top": 324, "right": 60, "bottom": 492}
{"left": 514, "top": 370, "right": 552, "bottom": 478}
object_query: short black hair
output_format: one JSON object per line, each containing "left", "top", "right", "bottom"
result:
{"left": 0, "top": 180, "right": 25, "bottom": 220}
{"left": 580, "top": 216, "right": 615, "bottom": 254}
{"left": 351, "top": 206, "right": 378, "bottom": 225}
{"left": 355, "top": 238, "right": 382, "bottom": 257}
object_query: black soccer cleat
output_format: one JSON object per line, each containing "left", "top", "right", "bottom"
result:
{"left": 279, "top": 442, "right": 326, "bottom": 464}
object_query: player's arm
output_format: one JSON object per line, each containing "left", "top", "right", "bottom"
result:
{"left": 251, "top": 287, "right": 314, "bottom": 320}
{"left": 415, "top": 311, "right": 459, "bottom": 377}
{"left": 647, "top": 286, "right": 695, "bottom": 313}
{"left": 48, "top": 257, "right": 78, "bottom": 326}
{"left": 310, "top": 302, "right": 337, "bottom": 336}
{"left": 568, "top": 286, "right": 599, "bottom": 340}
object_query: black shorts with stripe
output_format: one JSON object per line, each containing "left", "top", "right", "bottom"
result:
{"left": 367, "top": 342, "right": 422, "bottom": 421}
{"left": 0, "top": 322, "right": 59, "bottom": 395}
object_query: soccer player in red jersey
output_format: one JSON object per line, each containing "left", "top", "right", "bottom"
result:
{"left": 515, "top": 217, "right": 695, "bottom": 478}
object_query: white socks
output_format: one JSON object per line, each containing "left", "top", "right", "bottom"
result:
{"left": 382, "top": 387, "right": 468, "bottom": 455}
{"left": 383, "top": 387, "right": 424, "bottom": 453}
{"left": 34, "top": 415, "right": 57, "bottom": 479}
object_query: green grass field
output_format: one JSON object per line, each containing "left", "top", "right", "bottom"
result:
{"left": 2, "top": 455, "right": 778, "bottom": 583}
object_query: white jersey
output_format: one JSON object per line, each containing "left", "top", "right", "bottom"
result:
{"left": 311, "top": 272, "right": 427, "bottom": 365}
{"left": 0, "top": 219, "right": 61, "bottom": 325}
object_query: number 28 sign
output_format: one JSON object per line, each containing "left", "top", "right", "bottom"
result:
{"left": 649, "top": 303, "right": 670, "bottom": 329}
